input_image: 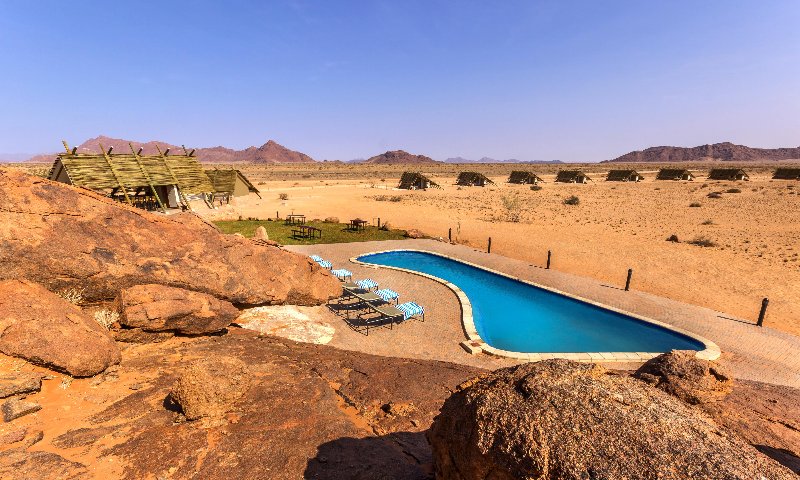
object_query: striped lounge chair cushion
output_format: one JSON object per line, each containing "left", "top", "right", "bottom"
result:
{"left": 396, "top": 302, "right": 424, "bottom": 320}
{"left": 375, "top": 289, "right": 399, "bottom": 303}
{"left": 317, "top": 260, "right": 332, "bottom": 269}
{"left": 356, "top": 278, "right": 379, "bottom": 290}
{"left": 309, "top": 255, "right": 324, "bottom": 262}
{"left": 331, "top": 269, "right": 352, "bottom": 280}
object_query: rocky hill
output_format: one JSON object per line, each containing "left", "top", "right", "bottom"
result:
{"left": 27, "top": 136, "right": 315, "bottom": 164}
{"left": 361, "top": 150, "right": 440, "bottom": 164}
{"left": 604, "top": 142, "right": 800, "bottom": 163}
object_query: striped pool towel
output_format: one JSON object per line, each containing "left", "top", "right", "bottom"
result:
{"left": 396, "top": 302, "right": 424, "bottom": 320}
{"left": 356, "top": 278, "right": 379, "bottom": 291}
{"left": 375, "top": 289, "right": 399, "bottom": 303}
{"left": 317, "top": 260, "right": 332, "bottom": 269}
{"left": 309, "top": 255, "right": 324, "bottom": 262}
{"left": 331, "top": 269, "right": 353, "bottom": 281}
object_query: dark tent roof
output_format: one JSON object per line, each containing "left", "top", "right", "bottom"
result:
{"left": 707, "top": 168, "right": 749, "bottom": 180}
{"left": 555, "top": 170, "right": 591, "bottom": 182}
{"left": 606, "top": 169, "right": 643, "bottom": 181}
{"left": 656, "top": 169, "right": 695, "bottom": 180}
{"left": 773, "top": 168, "right": 800, "bottom": 180}
{"left": 456, "top": 171, "right": 496, "bottom": 186}
{"left": 398, "top": 172, "right": 440, "bottom": 189}
{"left": 508, "top": 171, "right": 543, "bottom": 184}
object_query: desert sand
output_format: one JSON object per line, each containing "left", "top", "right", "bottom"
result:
{"left": 194, "top": 162, "right": 800, "bottom": 337}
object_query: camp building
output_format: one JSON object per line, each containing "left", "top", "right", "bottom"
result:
{"left": 773, "top": 168, "right": 800, "bottom": 180}
{"left": 455, "top": 171, "right": 496, "bottom": 187}
{"left": 555, "top": 170, "right": 591, "bottom": 183}
{"left": 398, "top": 172, "right": 440, "bottom": 190}
{"left": 707, "top": 168, "right": 749, "bottom": 181}
{"left": 48, "top": 141, "right": 214, "bottom": 211}
{"left": 507, "top": 171, "right": 543, "bottom": 185}
{"left": 205, "top": 169, "right": 261, "bottom": 203}
{"left": 606, "top": 169, "right": 643, "bottom": 182}
{"left": 655, "top": 169, "right": 695, "bottom": 181}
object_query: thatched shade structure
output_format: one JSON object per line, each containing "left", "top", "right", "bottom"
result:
{"left": 606, "top": 169, "right": 643, "bottom": 182}
{"left": 508, "top": 171, "right": 543, "bottom": 185}
{"left": 707, "top": 168, "right": 749, "bottom": 181}
{"left": 205, "top": 169, "right": 261, "bottom": 201}
{"left": 456, "top": 172, "right": 496, "bottom": 187}
{"left": 398, "top": 172, "right": 440, "bottom": 190}
{"left": 555, "top": 170, "right": 591, "bottom": 183}
{"left": 773, "top": 168, "right": 800, "bottom": 180}
{"left": 48, "top": 141, "right": 213, "bottom": 211}
{"left": 655, "top": 169, "right": 695, "bottom": 181}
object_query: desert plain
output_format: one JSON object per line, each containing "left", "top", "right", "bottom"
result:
{"left": 186, "top": 161, "right": 800, "bottom": 337}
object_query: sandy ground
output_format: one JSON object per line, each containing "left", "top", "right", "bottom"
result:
{"left": 194, "top": 162, "right": 800, "bottom": 338}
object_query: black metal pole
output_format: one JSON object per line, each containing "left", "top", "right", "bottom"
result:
{"left": 448, "top": 227, "right": 452, "bottom": 242}
{"left": 276, "top": 210, "right": 279, "bottom": 220}
{"left": 377, "top": 217, "right": 381, "bottom": 228}
{"left": 546, "top": 250, "right": 551, "bottom": 269}
{"left": 757, "top": 298, "right": 769, "bottom": 327}
{"left": 625, "top": 268, "right": 633, "bottom": 291}
{"left": 487, "top": 237, "right": 492, "bottom": 253}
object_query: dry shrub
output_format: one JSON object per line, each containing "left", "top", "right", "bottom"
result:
{"left": 58, "top": 287, "right": 85, "bottom": 305}
{"left": 689, "top": 202, "right": 702, "bottom": 207}
{"left": 726, "top": 188, "right": 742, "bottom": 193}
{"left": 373, "top": 195, "right": 402, "bottom": 202}
{"left": 707, "top": 192, "right": 722, "bottom": 199}
{"left": 563, "top": 195, "right": 580, "bottom": 206}
{"left": 501, "top": 195, "right": 522, "bottom": 222}
{"left": 689, "top": 236, "right": 716, "bottom": 247}
{"left": 701, "top": 219, "right": 714, "bottom": 225}
{"left": 278, "top": 193, "right": 289, "bottom": 200}
{"left": 666, "top": 234, "right": 680, "bottom": 243}
{"left": 94, "top": 309, "right": 119, "bottom": 329}
{"left": 530, "top": 185, "right": 543, "bottom": 191}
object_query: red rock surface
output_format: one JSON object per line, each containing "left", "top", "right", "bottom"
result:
{"left": 0, "top": 169, "right": 341, "bottom": 305}
{"left": 0, "top": 280, "right": 120, "bottom": 377}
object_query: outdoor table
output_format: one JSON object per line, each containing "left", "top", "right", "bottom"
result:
{"left": 349, "top": 218, "right": 368, "bottom": 231}
{"left": 294, "top": 225, "right": 322, "bottom": 239}
{"left": 285, "top": 214, "right": 306, "bottom": 225}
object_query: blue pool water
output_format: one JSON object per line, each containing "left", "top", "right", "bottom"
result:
{"left": 357, "top": 251, "right": 705, "bottom": 353}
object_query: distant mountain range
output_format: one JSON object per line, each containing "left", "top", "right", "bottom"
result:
{"left": 355, "top": 150, "right": 440, "bottom": 164}
{"left": 444, "top": 157, "right": 563, "bottom": 164}
{"left": 24, "top": 135, "right": 315, "bottom": 164}
{"left": 604, "top": 142, "right": 800, "bottom": 163}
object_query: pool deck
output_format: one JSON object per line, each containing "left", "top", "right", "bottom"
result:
{"left": 287, "top": 239, "right": 800, "bottom": 388}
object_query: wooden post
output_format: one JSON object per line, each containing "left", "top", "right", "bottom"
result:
{"left": 448, "top": 227, "right": 452, "bottom": 242}
{"left": 487, "top": 237, "right": 492, "bottom": 253}
{"left": 377, "top": 217, "right": 381, "bottom": 228}
{"left": 546, "top": 250, "right": 551, "bottom": 269}
{"left": 276, "top": 211, "right": 279, "bottom": 220}
{"left": 757, "top": 298, "right": 769, "bottom": 327}
{"left": 625, "top": 268, "right": 633, "bottom": 291}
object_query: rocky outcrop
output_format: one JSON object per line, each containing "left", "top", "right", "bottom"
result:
{"left": 0, "top": 373, "right": 43, "bottom": 399}
{"left": 635, "top": 350, "right": 733, "bottom": 404}
{"left": 604, "top": 141, "right": 800, "bottom": 163}
{"left": 0, "top": 280, "right": 121, "bottom": 377}
{"left": 0, "top": 169, "right": 341, "bottom": 305}
{"left": 2, "top": 398, "right": 42, "bottom": 422}
{"left": 427, "top": 359, "right": 794, "bottom": 480}
{"left": 170, "top": 356, "right": 251, "bottom": 423}
{"left": 0, "top": 449, "right": 87, "bottom": 479}
{"left": 117, "top": 284, "right": 239, "bottom": 335}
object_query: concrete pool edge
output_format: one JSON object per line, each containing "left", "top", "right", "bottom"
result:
{"left": 350, "top": 248, "right": 721, "bottom": 363}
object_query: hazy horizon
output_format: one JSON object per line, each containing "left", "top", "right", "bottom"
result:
{"left": 1, "top": 1, "right": 798, "bottom": 162}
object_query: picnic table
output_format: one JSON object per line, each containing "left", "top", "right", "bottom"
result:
{"left": 285, "top": 214, "right": 306, "bottom": 225}
{"left": 349, "top": 218, "right": 368, "bottom": 231}
{"left": 292, "top": 224, "right": 322, "bottom": 239}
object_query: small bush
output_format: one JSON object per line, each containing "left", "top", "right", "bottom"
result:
{"left": 530, "top": 185, "right": 543, "bottom": 191}
{"left": 501, "top": 195, "right": 522, "bottom": 222}
{"left": 374, "top": 195, "right": 402, "bottom": 202}
{"left": 666, "top": 234, "right": 680, "bottom": 243}
{"left": 278, "top": 193, "right": 289, "bottom": 200}
{"left": 563, "top": 195, "right": 580, "bottom": 206}
{"left": 701, "top": 219, "right": 714, "bottom": 225}
{"left": 689, "top": 236, "right": 716, "bottom": 247}
{"left": 707, "top": 192, "right": 722, "bottom": 199}
{"left": 58, "top": 288, "right": 85, "bottom": 305}
{"left": 94, "top": 309, "right": 119, "bottom": 329}
{"left": 689, "top": 202, "right": 702, "bottom": 207}
{"left": 726, "top": 188, "right": 741, "bottom": 193}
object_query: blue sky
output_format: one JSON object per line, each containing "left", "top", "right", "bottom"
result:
{"left": 0, "top": 1, "right": 798, "bottom": 161}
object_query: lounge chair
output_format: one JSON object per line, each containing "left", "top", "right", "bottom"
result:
{"left": 356, "top": 301, "right": 425, "bottom": 334}
{"left": 317, "top": 260, "right": 332, "bottom": 269}
{"left": 330, "top": 269, "right": 353, "bottom": 282}
{"left": 356, "top": 278, "right": 378, "bottom": 291}
{"left": 309, "top": 255, "right": 324, "bottom": 262}
{"left": 374, "top": 288, "right": 399, "bottom": 304}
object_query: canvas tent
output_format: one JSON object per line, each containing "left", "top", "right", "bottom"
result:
{"left": 48, "top": 141, "right": 214, "bottom": 211}
{"left": 555, "top": 170, "right": 591, "bottom": 183}
{"left": 398, "top": 172, "right": 440, "bottom": 190}
{"left": 205, "top": 169, "right": 261, "bottom": 202}
{"left": 606, "top": 169, "right": 643, "bottom": 182}
{"left": 507, "top": 171, "right": 543, "bottom": 185}
{"left": 773, "top": 168, "right": 800, "bottom": 180}
{"left": 455, "top": 171, "right": 496, "bottom": 187}
{"left": 655, "top": 169, "right": 695, "bottom": 181}
{"left": 707, "top": 168, "right": 749, "bottom": 181}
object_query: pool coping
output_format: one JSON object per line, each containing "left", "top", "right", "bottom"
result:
{"left": 350, "top": 248, "right": 721, "bottom": 363}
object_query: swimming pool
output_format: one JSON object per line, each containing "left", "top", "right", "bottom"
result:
{"left": 355, "top": 250, "right": 710, "bottom": 355}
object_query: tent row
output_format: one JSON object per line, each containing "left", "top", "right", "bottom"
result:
{"left": 48, "top": 141, "right": 261, "bottom": 211}
{"left": 396, "top": 167, "right": 799, "bottom": 190}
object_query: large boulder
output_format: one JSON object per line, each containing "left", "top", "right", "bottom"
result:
{"left": 0, "top": 169, "right": 341, "bottom": 305}
{"left": 427, "top": 359, "right": 794, "bottom": 480}
{"left": 169, "top": 356, "right": 251, "bottom": 423}
{"left": 117, "top": 284, "right": 239, "bottom": 335}
{"left": 635, "top": 350, "right": 733, "bottom": 405}
{"left": 0, "top": 280, "right": 121, "bottom": 377}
